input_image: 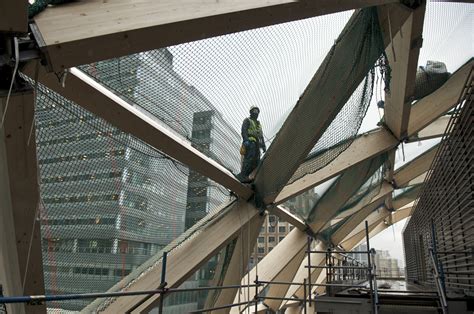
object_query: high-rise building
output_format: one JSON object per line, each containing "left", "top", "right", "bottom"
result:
{"left": 36, "top": 48, "right": 240, "bottom": 311}
{"left": 252, "top": 189, "right": 319, "bottom": 265}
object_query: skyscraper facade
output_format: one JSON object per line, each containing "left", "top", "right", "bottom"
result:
{"left": 36, "top": 48, "right": 241, "bottom": 311}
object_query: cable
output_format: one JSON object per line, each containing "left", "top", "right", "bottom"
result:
{"left": 1, "top": 37, "right": 20, "bottom": 128}
{"left": 27, "top": 60, "right": 40, "bottom": 146}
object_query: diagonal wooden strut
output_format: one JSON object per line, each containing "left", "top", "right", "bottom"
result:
{"left": 21, "top": 63, "right": 253, "bottom": 200}
{"left": 381, "top": 2, "right": 426, "bottom": 140}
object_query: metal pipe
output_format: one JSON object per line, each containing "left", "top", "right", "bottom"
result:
{"left": 305, "top": 265, "right": 368, "bottom": 269}
{"left": 0, "top": 284, "right": 259, "bottom": 305}
{"left": 365, "top": 221, "right": 376, "bottom": 314}
{"left": 307, "top": 235, "right": 312, "bottom": 307}
{"left": 188, "top": 300, "right": 256, "bottom": 313}
{"left": 303, "top": 278, "right": 307, "bottom": 314}
{"left": 257, "top": 280, "right": 304, "bottom": 286}
{"left": 158, "top": 251, "right": 167, "bottom": 314}
{"left": 254, "top": 275, "right": 258, "bottom": 313}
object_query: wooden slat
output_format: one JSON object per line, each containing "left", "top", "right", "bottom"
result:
{"left": 381, "top": 3, "right": 426, "bottom": 139}
{"left": 102, "top": 200, "right": 260, "bottom": 313}
{"left": 274, "top": 129, "right": 398, "bottom": 205}
{"left": 32, "top": 0, "right": 398, "bottom": 71}
{"left": 407, "top": 59, "right": 474, "bottom": 137}
{"left": 0, "top": 92, "right": 46, "bottom": 314}
{"left": 21, "top": 63, "right": 253, "bottom": 200}
{"left": 0, "top": 0, "right": 27, "bottom": 33}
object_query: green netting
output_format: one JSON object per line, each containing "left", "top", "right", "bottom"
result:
{"left": 76, "top": 8, "right": 388, "bottom": 190}
{"left": 254, "top": 7, "right": 390, "bottom": 198}
{"left": 25, "top": 77, "right": 235, "bottom": 312}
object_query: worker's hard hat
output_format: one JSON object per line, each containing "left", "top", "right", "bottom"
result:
{"left": 249, "top": 106, "right": 260, "bottom": 113}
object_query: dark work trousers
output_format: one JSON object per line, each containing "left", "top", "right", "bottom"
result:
{"left": 241, "top": 141, "right": 261, "bottom": 178}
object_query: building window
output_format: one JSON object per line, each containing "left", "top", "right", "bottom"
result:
{"left": 257, "top": 247, "right": 265, "bottom": 254}
{"left": 268, "top": 215, "right": 276, "bottom": 223}
{"left": 258, "top": 237, "right": 264, "bottom": 243}
{"left": 268, "top": 226, "right": 275, "bottom": 233}
{"left": 268, "top": 246, "right": 274, "bottom": 252}
{"left": 279, "top": 236, "right": 285, "bottom": 242}
{"left": 269, "top": 236, "right": 275, "bottom": 243}
{"left": 279, "top": 226, "right": 286, "bottom": 233}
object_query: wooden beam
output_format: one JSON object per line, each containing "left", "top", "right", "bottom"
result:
{"left": 255, "top": 6, "right": 410, "bottom": 205}
{"left": 340, "top": 212, "right": 389, "bottom": 250}
{"left": 264, "top": 246, "right": 309, "bottom": 311}
{"left": 274, "top": 129, "right": 398, "bottom": 205}
{"left": 21, "top": 64, "right": 253, "bottom": 200}
{"left": 393, "top": 184, "right": 421, "bottom": 209}
{"left": 406, "top": 115, "right": 450, "bottom": 142}
{"left": 393, "top": 144, "right": 438, "bottom": 188}
{"left": 203, "top": 213, "right": 264, "bottom": 312}
{"left": 0, "top": 0, "right": 27, "bottom": 33}
{"left": 231, "top": 228, "right": 308, "bottom": 310}
{"left": 400, "top": 171, "right": 426, "bottom": 188}
{"left": 381, "top": 2, "right": 426, "bottom": 139}
{"left": 282, "top": 242, "right": 327, "bottom": 305}
{"left": 407, "top": 59, "right": 474, "bottom": 137}
{"left": 270, "top": 205, "right": 306, "bottom": 231}
{"left": 0, "top": 92, "right": 46, "bottom": 314}
{"left": 308, "top": 154, "right": 385, "bottom": 232}
{"left": 335, "top": 181, "right": 393, "bottom": 219}
{"left": 392, "top": 206, "right": 412, "bottom": 224}
{"left": 331, "top": 199, "right": 386, "bottom": 244}
{"left": 341, "top": 207, "right": 391, "bottom": 243}
{"left": 31, "top": 0, "right": 398, "bottom": 72}
{"left": 99, "top": 200, "right": 261, "bottom": 313}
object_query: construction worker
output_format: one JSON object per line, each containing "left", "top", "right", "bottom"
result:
{"left": 237, "top": 106, "right": 266, "bottom": 182}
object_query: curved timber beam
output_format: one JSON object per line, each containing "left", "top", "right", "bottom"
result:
{"left": 274, "top": 129, "right": 398, "bottom": 205}
{"left": 31, "top": 0, "right": 399, "bottom": 72}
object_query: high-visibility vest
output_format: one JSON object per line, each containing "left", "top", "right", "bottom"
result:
{"left": 247, "top": 118, "right": 262, "bottom": 142}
